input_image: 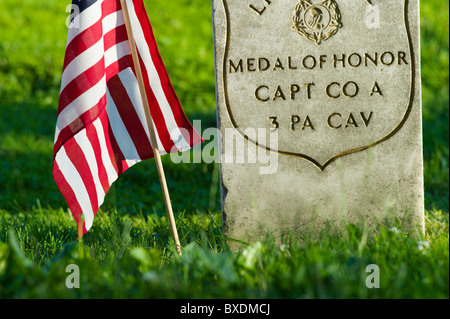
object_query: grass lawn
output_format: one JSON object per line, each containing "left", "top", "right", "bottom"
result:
{"left": 0, "top": 0, "right": 448, "bottom": 299}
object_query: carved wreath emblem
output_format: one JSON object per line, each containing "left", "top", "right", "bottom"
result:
{"left": 292, "top": 0, "right": 343, "bottom": 44}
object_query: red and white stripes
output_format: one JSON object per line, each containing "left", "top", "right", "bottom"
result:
{"left": 53, "top": 0, "right": 203, "bottom": 234}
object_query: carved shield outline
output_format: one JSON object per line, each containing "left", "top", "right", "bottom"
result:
{"left": 220, "top": 0, "right": 416, "bottom": 171}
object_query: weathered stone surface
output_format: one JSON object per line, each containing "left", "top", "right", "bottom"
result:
{"left": 212, "top": 0, "right": 424, "bottom": 244}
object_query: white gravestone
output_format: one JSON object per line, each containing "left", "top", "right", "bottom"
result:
{"left": 211, "top": 0, "right": 424, "bottom": 244}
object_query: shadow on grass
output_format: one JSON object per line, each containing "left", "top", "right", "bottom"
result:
{"left": 0, "top": 98, "right": 221, "bottom": 215}
{"left": 422, "top": 95, "right": 449, "bottom": 212}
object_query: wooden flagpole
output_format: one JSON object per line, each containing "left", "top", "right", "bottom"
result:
{"left": 119, "top": 0, "right": 182, "bottom": 256}
{"left": 77, "top": 214, "right": 85, "bottom": 259}
{"left": 77, "top": 214, "right": 84, "bottom": 241}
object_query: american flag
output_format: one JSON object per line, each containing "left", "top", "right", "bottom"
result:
{"left": 53, "top": 0, "right": 203, "bottom": 234}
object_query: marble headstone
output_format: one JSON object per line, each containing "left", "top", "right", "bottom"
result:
{"left": 211, "top": 0, "right": 424, "bottom": 244}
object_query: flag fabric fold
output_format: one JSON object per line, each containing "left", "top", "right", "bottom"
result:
{"left": 53, "top": 0, "right": 203, "bottom": 234}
